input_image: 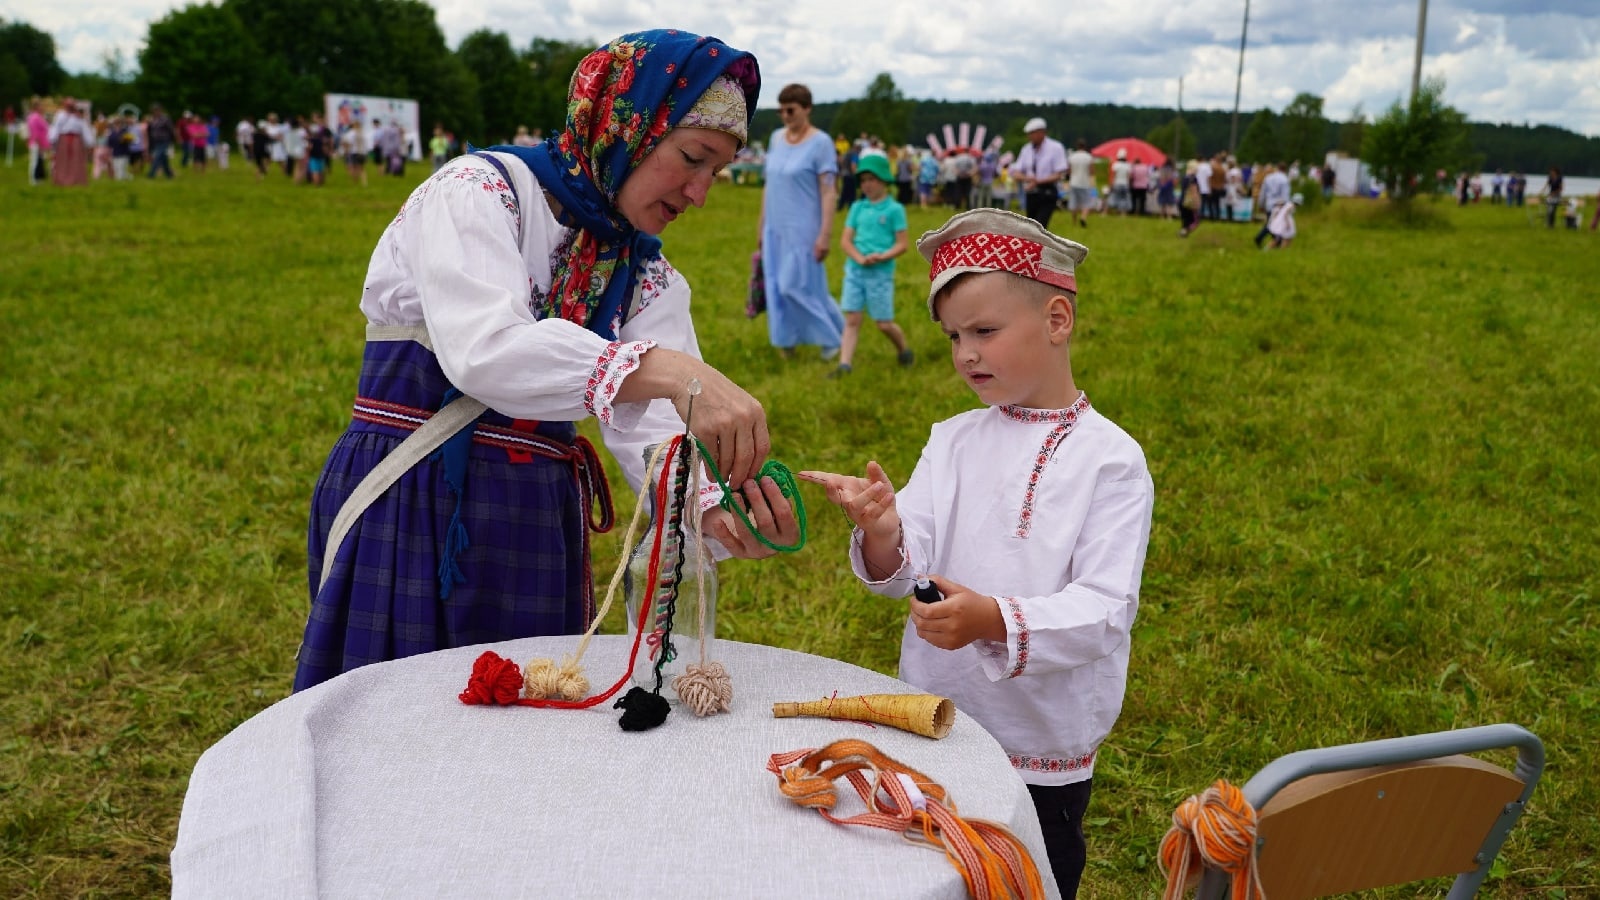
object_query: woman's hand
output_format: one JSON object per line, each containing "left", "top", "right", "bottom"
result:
{"left": 622, "top": 348, "right": 770, "bottom": 487}
{"left": 673, "top": 364, "right": 770, "bottom": 488}
{"left": 812, "top": 234, "right": 830, "bottom": 262}
{"left": 702, "top": 477, "right": 800, "bottom": 559}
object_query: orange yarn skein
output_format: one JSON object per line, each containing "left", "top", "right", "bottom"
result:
{"left": 1159, "top": 779, "right": 1262, "bottom": 900}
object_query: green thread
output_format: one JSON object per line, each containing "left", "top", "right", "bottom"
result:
{"left": 693, "top": 438, "right": 808, "bottom": 553}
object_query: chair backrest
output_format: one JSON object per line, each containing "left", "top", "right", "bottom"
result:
{"left": 1195, "top": 724, "right": 1542, "bottom": 900}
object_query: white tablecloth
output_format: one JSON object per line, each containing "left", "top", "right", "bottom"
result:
{"left": 172, "top": 636, "right": 1057, "bottom": 898}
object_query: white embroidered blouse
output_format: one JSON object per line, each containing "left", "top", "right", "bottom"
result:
{"left": 850, "top": 399, "right": 1155, "bottom": 785}
{"left": 358, "top": 151, "right": 702, "bottom": 496}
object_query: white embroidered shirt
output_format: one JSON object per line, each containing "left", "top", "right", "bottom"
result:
{"left": 359, "top": 151, "right": 702, "bottom": 496}
{"left": 850, "top": 400, "right": 1154, "bottom": 785}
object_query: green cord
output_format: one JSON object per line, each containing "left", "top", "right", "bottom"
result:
{"left": 692, "top": 437, "right": 807, "bottom": 553}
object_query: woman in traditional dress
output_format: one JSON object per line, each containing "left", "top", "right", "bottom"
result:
{"left": 294, "top": 29, "right": 797, "bottom": 692}
{"left": 758, "top": 83, "right": 843, "bottom": 360}
{"left": 50, "top": 99, "right": 91, "bottom": 187}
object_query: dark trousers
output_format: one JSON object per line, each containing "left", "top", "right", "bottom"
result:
{"left": 1029, "top": 779, "right": 1093, "bottom": 899}
{"left": 147, "top": 143, "right": 174, "bottom": 179}
{"left": 1201, "top": 191, "right": 1221, "bottom": 220}
{"left": 1025, "top": 189, "right": 1057, "bottom": 229}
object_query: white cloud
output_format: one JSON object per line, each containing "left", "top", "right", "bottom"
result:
{"left": 4, "top": 0, "right": 1597, "bottom": 135}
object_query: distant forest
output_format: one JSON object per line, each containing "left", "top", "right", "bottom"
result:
{"left": 756, "top": 99, "right": 1600, "bottom": 176}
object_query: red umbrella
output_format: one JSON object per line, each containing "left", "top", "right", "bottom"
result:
{"left": 1090, "top": 137, "right": 1166, "bottom": 168}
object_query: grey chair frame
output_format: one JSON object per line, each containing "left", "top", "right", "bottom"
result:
{"left": 1194, "top": 723, "right": 1543, "bottom": 900}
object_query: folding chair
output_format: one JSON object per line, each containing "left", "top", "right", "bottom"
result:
{"left": 1193, "top": 723, "right": 1543, "bottom": 899}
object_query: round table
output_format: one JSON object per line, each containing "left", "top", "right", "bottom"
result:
{"left": 172, "top": 636, "right": 1058, "bottom": 898}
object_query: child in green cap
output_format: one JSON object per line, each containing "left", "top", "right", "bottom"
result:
{"left": 832, "top": 151, "right": 913, "bottom": 376}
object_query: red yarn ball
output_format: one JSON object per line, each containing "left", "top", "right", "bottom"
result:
{"left": 460, "top": 651, "right": 524, "bottom": 705}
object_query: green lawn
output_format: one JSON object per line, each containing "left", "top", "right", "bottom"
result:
{"left": 3, "top": 159, "right": 1597, "bottom": 897}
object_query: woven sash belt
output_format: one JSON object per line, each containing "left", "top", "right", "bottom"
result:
{"left": 317, "top": 324, "right": 614, "bottom": 593}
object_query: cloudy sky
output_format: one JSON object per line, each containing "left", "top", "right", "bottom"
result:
{"left": 8, "top": 0, "right": 1598, "bottom": 135}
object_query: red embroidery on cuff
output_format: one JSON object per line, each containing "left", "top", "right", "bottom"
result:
{"left": 1007, "top": 750, "right": 1097, "bottom": 773}
{"left": 584, "top": 340, "right": 656, "bottom": 425}
{"left": 1000, "top": 595, "right": 1029, "bottom": 678}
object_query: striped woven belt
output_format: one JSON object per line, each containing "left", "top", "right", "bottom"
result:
{"left": 351, "top": 395, "right": 615, "bottom": 535}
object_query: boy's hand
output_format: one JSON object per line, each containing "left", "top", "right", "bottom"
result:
{"left": 908, "top": 575, "right": 1007, "bottom": 650}
{"left": 796, "top": 461, "right": 900, "bottom": 544}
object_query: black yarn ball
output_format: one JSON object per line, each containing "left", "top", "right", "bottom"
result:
{"left": 616, "top": 686, "right": 671, "bottom": 731}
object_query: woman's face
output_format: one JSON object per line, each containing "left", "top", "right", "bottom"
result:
{"left": 779, "top": 101, "right": 811, "bottom": 129}
{"left": 616, "top": 126, "right": 738, "bottom": 235}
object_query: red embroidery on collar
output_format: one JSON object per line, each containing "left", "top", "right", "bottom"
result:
{"left": 1000, "top": 392, "right": 1090, "bottom": 424}
{"left": 1007, "top": 394, "right": 1091, "bottom": 538}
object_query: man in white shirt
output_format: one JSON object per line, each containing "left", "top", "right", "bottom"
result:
{"left": 1195, "top": 154, "right": 1214, "bottom": 220}
{"left": 236, "top": 118, "right": 256, "bottom": 166}
{"left": 1014, "top": 117, "right": 1067, "bottom": 229}
{"left": 1066, "top": 139, "right": 1096, "bottom": 228}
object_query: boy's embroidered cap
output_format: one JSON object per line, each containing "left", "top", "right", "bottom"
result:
{"left": 916, "top": 209, "right": 1088, "bottom": 318}
{"left": 1023, "top": 116, "right": 1047, "bottom": 133}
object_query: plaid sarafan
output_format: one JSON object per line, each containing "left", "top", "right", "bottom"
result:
{"left": 928, "top": 232, "right": 1078, "bottom": 293}
{"left": 294, "top": 339, "right": 601, "bottom": 693}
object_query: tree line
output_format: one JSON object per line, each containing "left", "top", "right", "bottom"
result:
{"left": 5, "top": 9, "right": 1596, "bottom": 176}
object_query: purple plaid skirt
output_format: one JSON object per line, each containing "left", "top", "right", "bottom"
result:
{"left": 293, "top": 339, "right": 611, "bottom": 692}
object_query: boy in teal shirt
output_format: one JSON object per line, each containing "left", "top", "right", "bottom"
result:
{"left": 833, "top": 153, "right": 912, "bottom": 376}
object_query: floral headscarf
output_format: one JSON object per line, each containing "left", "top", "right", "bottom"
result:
{"left": 492, "top": 30, "right": 760, "bottom": 340}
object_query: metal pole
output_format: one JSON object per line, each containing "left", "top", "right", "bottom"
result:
{"left": 1174, "top": 77, "right": 1183, "bottom": 163}
{"left": 1411, "top": 0, "right": 1428, "bottom": 103}
{"left": 1229, "top": 0, "right": 1250, "bottom": 153}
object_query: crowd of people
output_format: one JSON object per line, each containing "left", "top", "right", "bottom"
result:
{"left": 26, "top": 92, "right": 1592, "bottom": 239}
{"left": 746, "top": 107, "right": 1345, "bottom": 369}
{"left": 25, "top": 97, "right": 235, "bottom": 185}
{"left": 809, "top": 119, "right": 1325, "bottom": 240}
{"left": 21, "top": 95, "right": 553, "bottom": 191}
{"left": 1453, "top": 166, "right": 1596, "bottom": 230}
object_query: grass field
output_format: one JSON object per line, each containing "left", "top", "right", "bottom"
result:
{"left": 3, "top": 158, "right": 1598, "bottom": 898}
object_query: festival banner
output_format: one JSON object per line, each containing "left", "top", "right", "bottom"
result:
{"left": 324, "top": 93, "right": 422, "bottom": 160}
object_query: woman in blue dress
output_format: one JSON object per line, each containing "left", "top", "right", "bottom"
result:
{"left": 759, "top": 83, "right": 843, "bottom": 359}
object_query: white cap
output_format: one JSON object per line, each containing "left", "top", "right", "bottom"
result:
{"left": 916, "top": 209, "right": 1088, "bottom": 318}
{"left": 1023, "top": 117, "right": 1047, "bottom": 133}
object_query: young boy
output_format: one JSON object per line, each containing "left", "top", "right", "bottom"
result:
{"left": 801, "top": 208, "right": 1154, "bottom": 899}
{"left": 833, "top": 152, "right": 913, "bottom": 376}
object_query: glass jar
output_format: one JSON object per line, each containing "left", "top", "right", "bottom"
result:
{"left": 624, "top": 443, "right": 718, "bottom": 698}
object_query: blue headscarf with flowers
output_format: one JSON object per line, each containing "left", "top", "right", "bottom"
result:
{"left": 490, "top": 30, "right": 760, "bottom": 341}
